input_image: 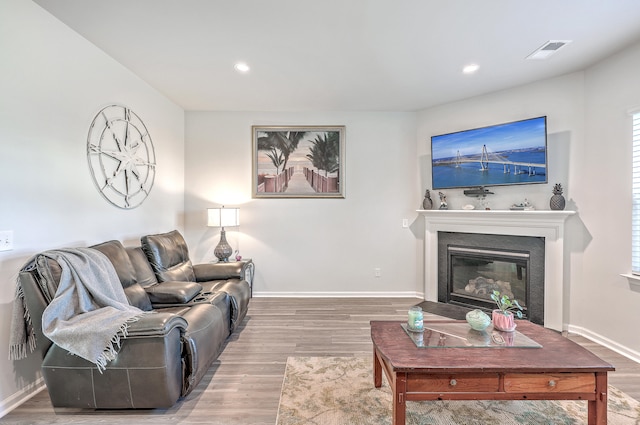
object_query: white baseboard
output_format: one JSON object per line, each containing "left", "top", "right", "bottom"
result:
{"left": 0, "top": 377, "right": 45, "bottom": 419}
{"left": 567, "top": 324, "right": 640, "bottom": 364}
{"left": 253, "top": 291, "right": 424, "bottom": 298}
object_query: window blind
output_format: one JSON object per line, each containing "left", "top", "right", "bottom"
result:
{"left": 632, "top": 112, "right": 640, "bottom": 274}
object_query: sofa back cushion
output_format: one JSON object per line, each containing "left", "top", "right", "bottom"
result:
{"left": 126, "top": 246, "right": 159, "bottom": 288}
{"left": 34, "top": 256, "right": 62, "bottom": 303}
{"left": 141, "top": 230, "right": 196, "bottom": 283}
{"left": 91, "top": 240, "right": 153, "bottom": 311}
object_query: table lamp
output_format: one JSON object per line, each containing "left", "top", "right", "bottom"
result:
{"left": 207, "top": 206, "right": 239, "bottom": 262}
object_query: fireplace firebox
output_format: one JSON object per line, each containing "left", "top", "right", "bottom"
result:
{"left": 437, "top": 232, "right": 545, "bottom": 325}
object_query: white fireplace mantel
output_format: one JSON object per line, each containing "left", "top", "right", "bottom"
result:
{"left": 418, "top": 209, "right": 576, "bottom": 331}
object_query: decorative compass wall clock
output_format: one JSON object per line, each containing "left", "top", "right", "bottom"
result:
{"left": 87, "top": 105, "right": 156, "bottom": 209}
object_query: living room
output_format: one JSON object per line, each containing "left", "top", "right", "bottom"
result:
{"left": 2, "top": 0, "right": 640, "bottom": 422}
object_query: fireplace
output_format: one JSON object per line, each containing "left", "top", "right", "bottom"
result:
{"left": 420, "top": 210, "right": 574, "bottom": 331}
{"left": 437, "top": 232, "right": 545, "bottom": 325}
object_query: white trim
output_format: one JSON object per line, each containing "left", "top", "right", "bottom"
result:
{"left": 627, "top": 106, "right": 640, "bottom": 115}
{"left": 0, "top": 377, "right": 45, "bottom": 419}
{"left": 631, "top": 112, "right": 640, "bottom": 273}
{"left": 253, "top": 291, "right": 423, "bottom": 298}
{"left": 567, "top": 324, "right": 640, "bottom": 364}
{"left": 620, "top": 273, "right": 640, "bottom": 291}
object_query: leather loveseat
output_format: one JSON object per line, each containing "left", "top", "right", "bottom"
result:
{"left": 17, "top": 230, "right": 251, "bottom": 409}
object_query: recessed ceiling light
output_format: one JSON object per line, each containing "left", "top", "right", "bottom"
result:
{"left": 234, "top": 62, "right": 250, "bottom": 73}
{"left": 463, "top": 64, "right": 479, "bottom": 74}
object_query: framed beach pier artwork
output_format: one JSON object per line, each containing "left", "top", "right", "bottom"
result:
{"left": 252, "top": 126, "right": 345, "bottom": 198}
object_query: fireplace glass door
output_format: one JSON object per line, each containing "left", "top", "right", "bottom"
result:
{"left": 448, "top": 246, "right": 529, "bottom": 317}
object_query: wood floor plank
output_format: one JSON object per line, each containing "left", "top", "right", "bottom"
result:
{"left": 2, "top": 297, "right": 638, "bottom": 425}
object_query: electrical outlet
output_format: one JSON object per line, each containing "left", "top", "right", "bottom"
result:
{"left": 0, "top": 230, "right": 13, "bottom": 252}
{"left": 374, "top": 268, "right": 381, "bottom": 277}
{"left": 402, "top": 219, "right": 409, "bottom": 228}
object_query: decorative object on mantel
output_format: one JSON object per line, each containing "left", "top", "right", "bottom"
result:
{"left": 510, "top": 199, "right": 534, "bottom": 211}
{"left": 465, "top": 309, "right": 491, "bottom": 331}
{"left": 462, "top": 186, "right": 493, "bottom": 210}
{"left": 462, "top": 204, "right": 475, "bottom": 210}
{"left": 421, "top": 189, "right": 433, "bottom": 210}
{"left": 550, "top": 183, "right": 566, "bottom": 210}
{"left": 490, "top": 290, "right": 523, "bottom": 332}
{"left": 479, "top": 197, "right": 491, "bottom": 210}
{"left": 438, "top": 192, "right": 448, "bottom": 210}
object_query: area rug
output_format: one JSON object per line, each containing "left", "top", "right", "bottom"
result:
{"left": 275, "top": 356, "right": 640, "bottom": 425}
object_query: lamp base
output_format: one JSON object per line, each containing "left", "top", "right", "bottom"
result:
{"left": 214, "top": 228, "right": 233, "bottom": 262}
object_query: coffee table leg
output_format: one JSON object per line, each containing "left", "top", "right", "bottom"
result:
{"left": 392, "top": 373, "right": 407, "bottom": 425}
{"left": 588, "top": 372, "right": 608, "bottom": 425}
{"left": 373, "top": 347, "right": 382, "bottom": 388}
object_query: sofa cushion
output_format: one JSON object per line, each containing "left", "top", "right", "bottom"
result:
{"left": 204, "top": 279, "right": 251, "bottom": 332}
{"left": 144, "top": 281, "right": 202, "bottom": 304}
{"left": 141, "top": 230, "right": 196, "bottom": 283}
{"left": 34, "top": 256, "right": 62, "bottom": 303}
{"left": 126, "top": 246, "right": 159, "bottom": 288}
{"left": 179, "top": 303, "right": 228, "bottom": 395}
{"left": 91, "top": 240, "right": 152, "bottom": 312}
{"left": 91, "top": 241, "right": 137, "bottom": 285}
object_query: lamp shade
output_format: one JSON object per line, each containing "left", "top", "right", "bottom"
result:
{"left": 207, "top": 207, "right": 239, "bottom": 228}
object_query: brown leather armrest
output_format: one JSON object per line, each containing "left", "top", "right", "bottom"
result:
{"left": 193, "top": 262, "right": 244, "bottom": 281}
{"left": 125, "top": 311, "right": 188, "bottom": 336}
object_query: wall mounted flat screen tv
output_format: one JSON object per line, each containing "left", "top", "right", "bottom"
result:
{"left": 431, "top": 116, "right": 547, "bottom": 190}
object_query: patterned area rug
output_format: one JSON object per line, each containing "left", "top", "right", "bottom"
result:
{"left": 276, "top": 356, "right": 640, "bottom": 425}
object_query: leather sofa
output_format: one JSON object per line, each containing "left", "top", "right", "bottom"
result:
{"left": 17, "top": 230, "right": 251, "bottom": 409}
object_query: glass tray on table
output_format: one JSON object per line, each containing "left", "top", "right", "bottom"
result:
{"left": 401, "top": 322, "right": 542, "bottom": 348}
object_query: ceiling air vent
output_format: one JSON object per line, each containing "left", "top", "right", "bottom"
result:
{"left": 526, "top": 40, "right": 572, "bottom": 60}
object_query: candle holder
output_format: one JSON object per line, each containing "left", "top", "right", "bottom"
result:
{"left": 407, "top": 306, "right": 424, "bottom": 332}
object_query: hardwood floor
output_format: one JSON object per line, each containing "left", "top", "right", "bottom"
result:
{"left": 2, "top": 298, "right": 639, "bottom": 424}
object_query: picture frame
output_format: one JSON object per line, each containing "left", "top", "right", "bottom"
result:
{"left": 252, "top": 125, "right": 345, "bottom": 198}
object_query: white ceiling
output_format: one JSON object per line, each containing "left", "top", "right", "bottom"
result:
{"left": 34, "top": 0, "right": 640, "bottom": 112}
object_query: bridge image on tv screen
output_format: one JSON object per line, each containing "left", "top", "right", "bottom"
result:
{"left": 431, "top": 116, "right": 547, "bottom": 190}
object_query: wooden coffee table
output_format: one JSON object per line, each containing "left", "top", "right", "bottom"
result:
{"left": 371, "top": 320, "right": 614, "bottom": 425}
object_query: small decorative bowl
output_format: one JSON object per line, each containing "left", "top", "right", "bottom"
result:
{"left": 465, "top": 309, "right": 491, "bottom": 331}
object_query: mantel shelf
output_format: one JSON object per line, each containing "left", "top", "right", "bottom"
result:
{"left": 417, "top": 209, "right": 575, "bottom": 228}
{"left": 417, "top": 209, "right": 576, "bottom": 218}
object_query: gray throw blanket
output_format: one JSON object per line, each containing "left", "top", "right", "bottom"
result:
{"left": 9, "top": 248, "right": 144, "bottom": 372}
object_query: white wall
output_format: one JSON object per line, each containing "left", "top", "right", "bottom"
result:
{"left": 0, "top": 0, "right": 185, "bottom": 415}
{"left": 569, "top": 41, "right": 640, "bottom": 357}
{"left": 184, "top": 111, "right": 419, "bottom": 296}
